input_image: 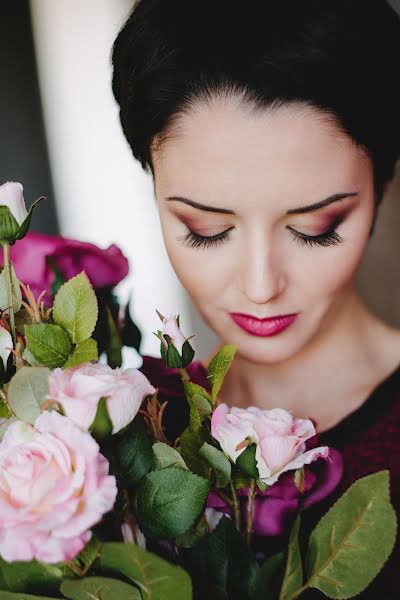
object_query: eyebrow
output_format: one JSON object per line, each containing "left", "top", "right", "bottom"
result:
{"left": 166, "top": 192, "right": 359, "bottom": 215}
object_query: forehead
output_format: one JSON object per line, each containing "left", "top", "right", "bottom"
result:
{"left": 152, "top": 99, "right": 370, "bottom": 211}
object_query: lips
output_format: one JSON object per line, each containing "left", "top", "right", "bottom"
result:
{"left": 229, "top": 312, "right": 298, "bottom": 337}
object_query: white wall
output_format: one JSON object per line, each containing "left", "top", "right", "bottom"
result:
{"left": 29, "top": 0, "right": 217, "bottom": 363}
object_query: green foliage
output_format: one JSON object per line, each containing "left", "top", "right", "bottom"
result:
{"left": 52, "top": 272, "right": 98, "bottom": 344}
{"left": 114, "top": 417, "right": 154, "bottom": 486}
{"left": 252, "top": 553, "right": 285, "bottom": 598}
{"left": 182, "top": 380, "right": 212, "bottom": 405}
{"left": 0, "top": 593, "right": 59, "bottom": 599}
{"left": 236, "top": 444, "right": 259, "bottom": 480}
{"left": 199, "top": 442, "right": 231, "bottom": 487}
{"left": 0, "top": 558, "right": 65, "bottom": 594}
{"left": 101, "top": 542, "right": 192, "bottom": 600}
{"left": 152, "top": 442, "right": 188, "bottom": 470}
{"left": 182, "top": 516, "right": 259, "bottom": 600}
{"left": 60, "top": 576, "right": 141, "bottom": 599}
{"left": 279, "top": 516, "right": 303, "bottom": 600}
{"left": 304, "top": 470, "right": 397, "bottom": 599}
{"left": 7, "top": 367, "right": 50, "bottom": 424}
{"left": 25, "top": 324, "right": 72, "bottom": 368}
{"left": 134, "top": 467, "right": 210, "bottom": 539}
{"left": 207, "top": 345, "right": 237, "bottom": 402}
{"left": 0, "top": 263, "right": 22, "bottom": 312}
{"left": 63, "top": 338, "right": 98, "bottom": 369}
{"left": 179, "top": 428, "right": 209, "bottom": 477}
{"left": 175, "top": 515, "right": 209, "bottom": 548}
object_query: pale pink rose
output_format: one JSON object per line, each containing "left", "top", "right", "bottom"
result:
{"left": 211, "top": 403, "right": 329, "bottom": 486}
{"left": 0, "top": 411, "right": 117, "bottom": 563}
{"left": 161, "top": 314, "right": 187, "bottom": 354}
{"left": 0, "top": 181, "right": 28, "bottom": 225}
{"left": 48, "top": 363, "right": 155, "bottom": 434}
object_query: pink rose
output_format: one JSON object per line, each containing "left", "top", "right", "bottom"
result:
{"left": 0, "top": 411, "right": 117, "bottom": 563}
{"left": 48, "top": 363, "right": 156, "bottom": 434}
{"left": 0, "top": 231, "right": 129, "bottom": 302}
{"left": 211, "top": 404, "right": 329, "bottom": 485}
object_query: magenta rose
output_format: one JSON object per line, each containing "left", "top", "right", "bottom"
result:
{"left": 0, "top": 231, "right": 129, "bottom": 301}
{"left": 0, "top": 411, "right": 117, "bottom": 563}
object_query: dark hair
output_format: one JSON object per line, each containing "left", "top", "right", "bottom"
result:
{"left": 112, "top": 0, "right": 400, "bottom": 203}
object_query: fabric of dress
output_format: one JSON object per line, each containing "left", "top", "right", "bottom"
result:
{"left": 139, "top": 355, "right": 400, "bottom": 599}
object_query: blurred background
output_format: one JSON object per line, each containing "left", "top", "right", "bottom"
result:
{"left": 1, "top": 0, "right": 400, "bottom": 362}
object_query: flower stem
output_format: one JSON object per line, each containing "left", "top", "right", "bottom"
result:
{"left": 2, "top": 242, "right": 17, "bottom": 348}
{"left": 246, "top": 479, "right": 256, "bottom": 548}
{"left": 179, "top": 367, "right": 190, "bottom": 382}
{"left": 229, "top": 480, "right": 241, "bottom": 531}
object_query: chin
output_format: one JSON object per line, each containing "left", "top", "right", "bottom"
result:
{"left": 230, "top": 338, "right": 307, "bottom": 366}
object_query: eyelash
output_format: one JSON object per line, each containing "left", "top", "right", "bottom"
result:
{"left": 181, "top": 223, "right": 344, "bottom": 250}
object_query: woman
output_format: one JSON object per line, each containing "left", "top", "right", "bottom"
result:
{"left": 112, "top": 0, "right": 400, "bottom": 595}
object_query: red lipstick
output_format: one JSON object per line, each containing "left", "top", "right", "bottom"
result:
{"left": 230, "top": 312, "right": 298, "bottom": 337}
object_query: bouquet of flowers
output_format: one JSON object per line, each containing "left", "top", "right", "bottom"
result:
{"left": 0, "top": 182, "right": 397, "bottom": 600}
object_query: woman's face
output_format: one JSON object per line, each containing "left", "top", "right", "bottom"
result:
{"left": 151, "top": 99, "right": 375, "bottom": 365}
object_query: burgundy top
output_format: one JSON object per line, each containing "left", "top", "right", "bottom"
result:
{"left": 139, "top": 355, "right": 400, "bottom": 598}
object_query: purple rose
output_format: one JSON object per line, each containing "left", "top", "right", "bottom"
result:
{"left": 207, "top": 439, "right": 343, "bottom": 538}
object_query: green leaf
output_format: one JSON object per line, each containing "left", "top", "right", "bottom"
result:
{"left": 251, "top": 552, "right": 285, "bottom": 599}
{"left": 73, "top": 535, "right": 102, "bottom": 576}
{"left": 305, "top": 470, "right": 397, "bottom": 599}
{"left": 207, "top": 345, "right": 237, "bottom": 402}
{"left": 25, "top": 323, "right": 73, "bottom": 368}
{"left": 152, "top": 442, "right": 188, "bottom": 470}
{"left": 187, "top": 392, "right": 212, "bottom": 433}
{"left": 134, "top": 467, "right": 210, "bottom": 539}
{"left": 236, "top": 444, "right": 259, "bottom": 479}
{"left": 0, "top": 206, "right": 20, "bottom": 242}
{"left": 180, "top": 428, "right": 209, "bottom": 477}
{"left": 114, "top": 417, "right": 153, "bottom": 486}
{"left": 0, "top": 416, "right": 17, "bottom": 439}
{"left": 64, "top": 338, "right": 98, "bottom": 369}
{"left": 52, "top": 272, "right": 98, "bottom": 344}
{"left": 90, "top": 397, "right": 112, "bottom": 440}
{"left": 175, "top": 515, "right": 209, "bottom": 548}
{"left": 0, "top": 263, "right": 22, "bottom": 312}
{"left": 101, "top": 542, "right": 192, "bottom": 600}
{"left": 0, "top": 593, "right": 59, "bottom": 599}
{"left": 0, "top": 557, "right": 64, "bottom": 594}
{"left": 279, "top": 516, "right": 303, "bottom": 600}
{"left": 7, "top": 366, "right": 50, "bottom": 424}
{"left": 182, "top": 380, "right": 212, "bottom": 406}
{"left": 61, "top": 576, "right": 141, "bottom": 599}
{"left": 199, "top": 442, "right": 231, "bottom": 487}
{"left": 182, "top": 516, "right": 259, "bottom": 600}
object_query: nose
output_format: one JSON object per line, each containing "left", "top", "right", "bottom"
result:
{"left": 239, "top": 230, "right": 287, "bottom": 306}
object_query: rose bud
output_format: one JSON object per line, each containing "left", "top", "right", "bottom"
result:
{"left": 47, "top": 362, "right": 156, "bottom": 436}
{"left": 154, "top": 310, "right": 195, "bottom": 368}
{"left": 211, "top": 403, "right": 329, "bottom": 486}
{"left": 0, "top": 182, "right": 43, "bottom": 244}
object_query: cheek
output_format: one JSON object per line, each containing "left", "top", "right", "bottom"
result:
{"left": 294, "top": 210, "right": 373, "bottom": 303}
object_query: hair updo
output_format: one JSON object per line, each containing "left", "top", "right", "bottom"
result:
{"left": 112, "top": 0, "right": 400, "bottom": 203}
